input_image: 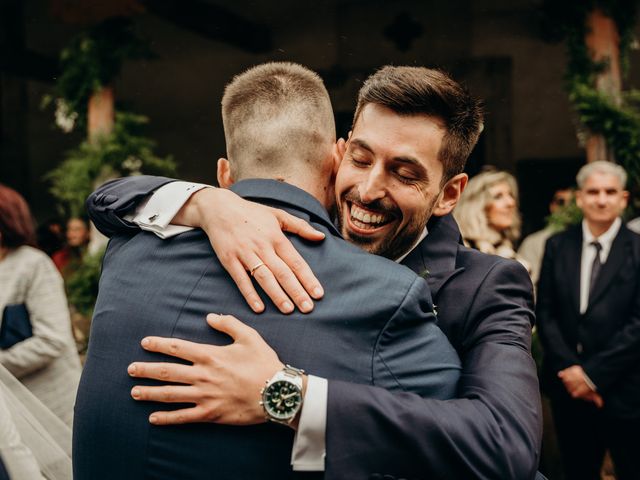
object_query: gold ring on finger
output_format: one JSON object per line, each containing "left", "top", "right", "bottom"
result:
{"left": 249, "top": 261, "right": 266, "bottom": 277}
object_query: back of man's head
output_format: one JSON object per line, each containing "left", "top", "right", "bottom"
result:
{"left": 222, "top": 62, "right": 336, "bottom": 181}
{"left": 353, "top": 66, "right": 483, "bottom": 183}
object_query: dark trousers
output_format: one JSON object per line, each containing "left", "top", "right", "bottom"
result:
{"left": 550, "top": 393, "right": 640, "bottom": 480}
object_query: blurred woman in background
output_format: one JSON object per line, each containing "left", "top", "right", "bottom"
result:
{"left": 52, "top": 216, "right": 90, "bottom": 276}
{"left": 454, "top": 169, "right": 528, "bottom": 269}
{"left": 0, "top": 184, "right": 81, "bottom": 426}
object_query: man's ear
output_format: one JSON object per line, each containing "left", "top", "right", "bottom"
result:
{"left": 575, "top": 190, "right": 583, "bottom": 210}
{"left": 216, "top": 158, "right": 234, "bottom": 188}
{"left": 432, "top": 173, "right": 468, "bottom": 217}
{"left": 333, "top": 138, "right": 347, "bottom": 174}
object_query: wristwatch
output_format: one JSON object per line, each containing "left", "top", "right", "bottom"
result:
{"left": 260, "top": 365, "right": 305, "bottom": 425}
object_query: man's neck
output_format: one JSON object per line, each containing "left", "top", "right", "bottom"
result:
{"left": 262, "top": 176, "right": 333, "bottom": 211}
{"left": 586, "top": 219, "right": 617, "bottom": 238}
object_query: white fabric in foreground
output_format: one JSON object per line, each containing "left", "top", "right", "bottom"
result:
{"left": 0, "top": 363, "right": 71, "bottom": 480}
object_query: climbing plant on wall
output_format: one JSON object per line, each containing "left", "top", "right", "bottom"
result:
{"left": 45, "top": 17, "right": 176, "bottom": 328}
{"left": 542, "top": 0, "right": 640, "bottom": 223}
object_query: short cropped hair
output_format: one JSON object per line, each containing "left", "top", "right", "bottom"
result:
{"left": 0, "top": 184, "right": 37, "bottom": 249}
{"left": 454, "top": 169, "right": 521, "bottom": 245}
{"left": 354, "top": 66, "right": 483, "bottom": 184}
{"left": 221, "top": 62, "right": 336, "bottom": 180}
{"left": 576, "top": 161, "right": 627, "bottom": 189}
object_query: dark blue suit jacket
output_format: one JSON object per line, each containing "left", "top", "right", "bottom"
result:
{"left": 74, "top": 178, "right": 461, "bottom": 480}
{"left": 326, "top": 213, "right": 542, "bottom": 479}
{"left": 538, "top": 223, "right": 640, "bottom": 419}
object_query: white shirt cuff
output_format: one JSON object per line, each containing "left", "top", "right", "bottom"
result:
{"left": 291, "top": 375, "right": 327, "bottom": 471}
{"left": 125, "top": 181, "right": 208, "bottom": 239}
{"left": 583, "top": 371, "right": 598, "bottom": 392}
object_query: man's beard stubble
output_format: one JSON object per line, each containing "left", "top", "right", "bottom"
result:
{"left": 336, "top": 189, "right": 437, "bottom": 261}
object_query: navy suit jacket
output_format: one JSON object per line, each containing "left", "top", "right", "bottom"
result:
{"left": 75, "top": 177, "right": 460, "bottom": 480}
{"left": 537, "top": 223, "right": 640, "bottom": 419}
{"left": 326, "top": 213, "right": 541, "bottom": 479}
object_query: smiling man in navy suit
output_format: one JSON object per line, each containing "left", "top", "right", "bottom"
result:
{"left": 538, "top": 161, "right": 640, "bottom": 480}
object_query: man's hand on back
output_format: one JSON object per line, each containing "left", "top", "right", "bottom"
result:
{"left": 175, "top": 187, "right": 326, "bottom": 314}
{"left": 128, "top": 314, "right": 285, "bottom": 426}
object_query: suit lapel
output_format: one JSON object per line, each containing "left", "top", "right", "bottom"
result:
{"left": 587, "top": 227, "right": 629, "bottom": 309}
{"left": 402, "top": 214, "right": 465, "bottom": 299}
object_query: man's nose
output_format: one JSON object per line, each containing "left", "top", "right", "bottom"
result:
{"left": 359, "top": 167, "right": 386, "bottom": 203}
{"left": 596, "top": 191, "right": 608, "bottom": 205}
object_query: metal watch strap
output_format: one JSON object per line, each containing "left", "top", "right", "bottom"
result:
{"left": 280, "top": 365, "right": 304, "bottom": 386}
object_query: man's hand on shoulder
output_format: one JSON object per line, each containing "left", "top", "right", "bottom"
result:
{"left": 128, "top": 313, "right": 285, "bottom": 426}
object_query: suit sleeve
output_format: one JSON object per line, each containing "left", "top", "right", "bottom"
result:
{"left": 373, "top": 277, "right": 460, "bottom": 400}
{"left": 85, "top": 176, "right": 176, "bottom": 237}
{"left": 536, "top": 236, "right": 580, "bottom": 372}
{"left": 325, "top": 260, "right": 541, "bottom": 480}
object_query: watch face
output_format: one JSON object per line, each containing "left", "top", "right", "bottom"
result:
{"left": 263, "top": 380, "right": 302, "bottom": 420}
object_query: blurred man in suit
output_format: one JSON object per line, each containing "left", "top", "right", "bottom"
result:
{"left": 538, "top": 161, "right": 640, "bottom": 480}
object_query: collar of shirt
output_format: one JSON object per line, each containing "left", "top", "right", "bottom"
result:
{"left": 581, "top": 217, "right": 621, "bottom": 263}
{"left": 395, "top": 227, "right": 428, "bottom": 263}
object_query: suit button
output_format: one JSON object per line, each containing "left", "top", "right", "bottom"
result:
{"left": 577, "top": 343, "right": 583, "bottom": 354}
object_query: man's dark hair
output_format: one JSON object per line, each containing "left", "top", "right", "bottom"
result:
{"left": 354, "top": 66, "right": 484, "bottom": 183}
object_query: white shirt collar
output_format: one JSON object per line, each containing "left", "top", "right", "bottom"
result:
{"left": 395, "top": 227, "right": 428, "bottom": 263}
{"left": 581, "top": 217, "right": 621, "bottom": 250}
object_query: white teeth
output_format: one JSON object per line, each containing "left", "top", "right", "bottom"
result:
{"left": 349, "top": 204, "right": 388, "bottom": 226}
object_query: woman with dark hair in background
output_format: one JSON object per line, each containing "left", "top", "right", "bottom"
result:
{"left": 0, "top": 184, "right": 81, "bottom": 426}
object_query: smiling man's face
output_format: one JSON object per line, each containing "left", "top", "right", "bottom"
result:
{"left": 335, "top": 103, "right": 447, "bottom": 260}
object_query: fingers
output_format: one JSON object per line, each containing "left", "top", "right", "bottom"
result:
{"left": 128, "top": 361, "right": 194, "bottom": 383}
{"left": 148, "top": 407, "right": 212, "bottom": 426}
{"left": 224, "top": 258, "right": 266, "bottom": 313}
{"left": 259, "top": 251, "right": 315, "bottom": 313}
{"left": 248, "top": 257, "right": 295, "bottom": 314}
{"left": 206, "top": 314, "right": 258, "bottom": 342}
{"left": 273, "top": 208, "right": 325, "bottom": 242}
{"left": 140, "top": 336, "right": 210, "bottom": 363}
{"left": 593, "top": 394, "right": 604, "bottom": 409}
{"left": 273, "top": 237, "right": 324, "bottom": 301}
{"left": 130, "top": 385, "right": 200, "bottom": 405}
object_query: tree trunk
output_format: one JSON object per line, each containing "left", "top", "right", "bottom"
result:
{"left": 87, "top": 85, "right": 115, "bottom": 142}
{"left": 87, "top": 86, "right": 115, "bottom": 253}
{"left": 584, "top": 9, "right": 621, "bottom": 163}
